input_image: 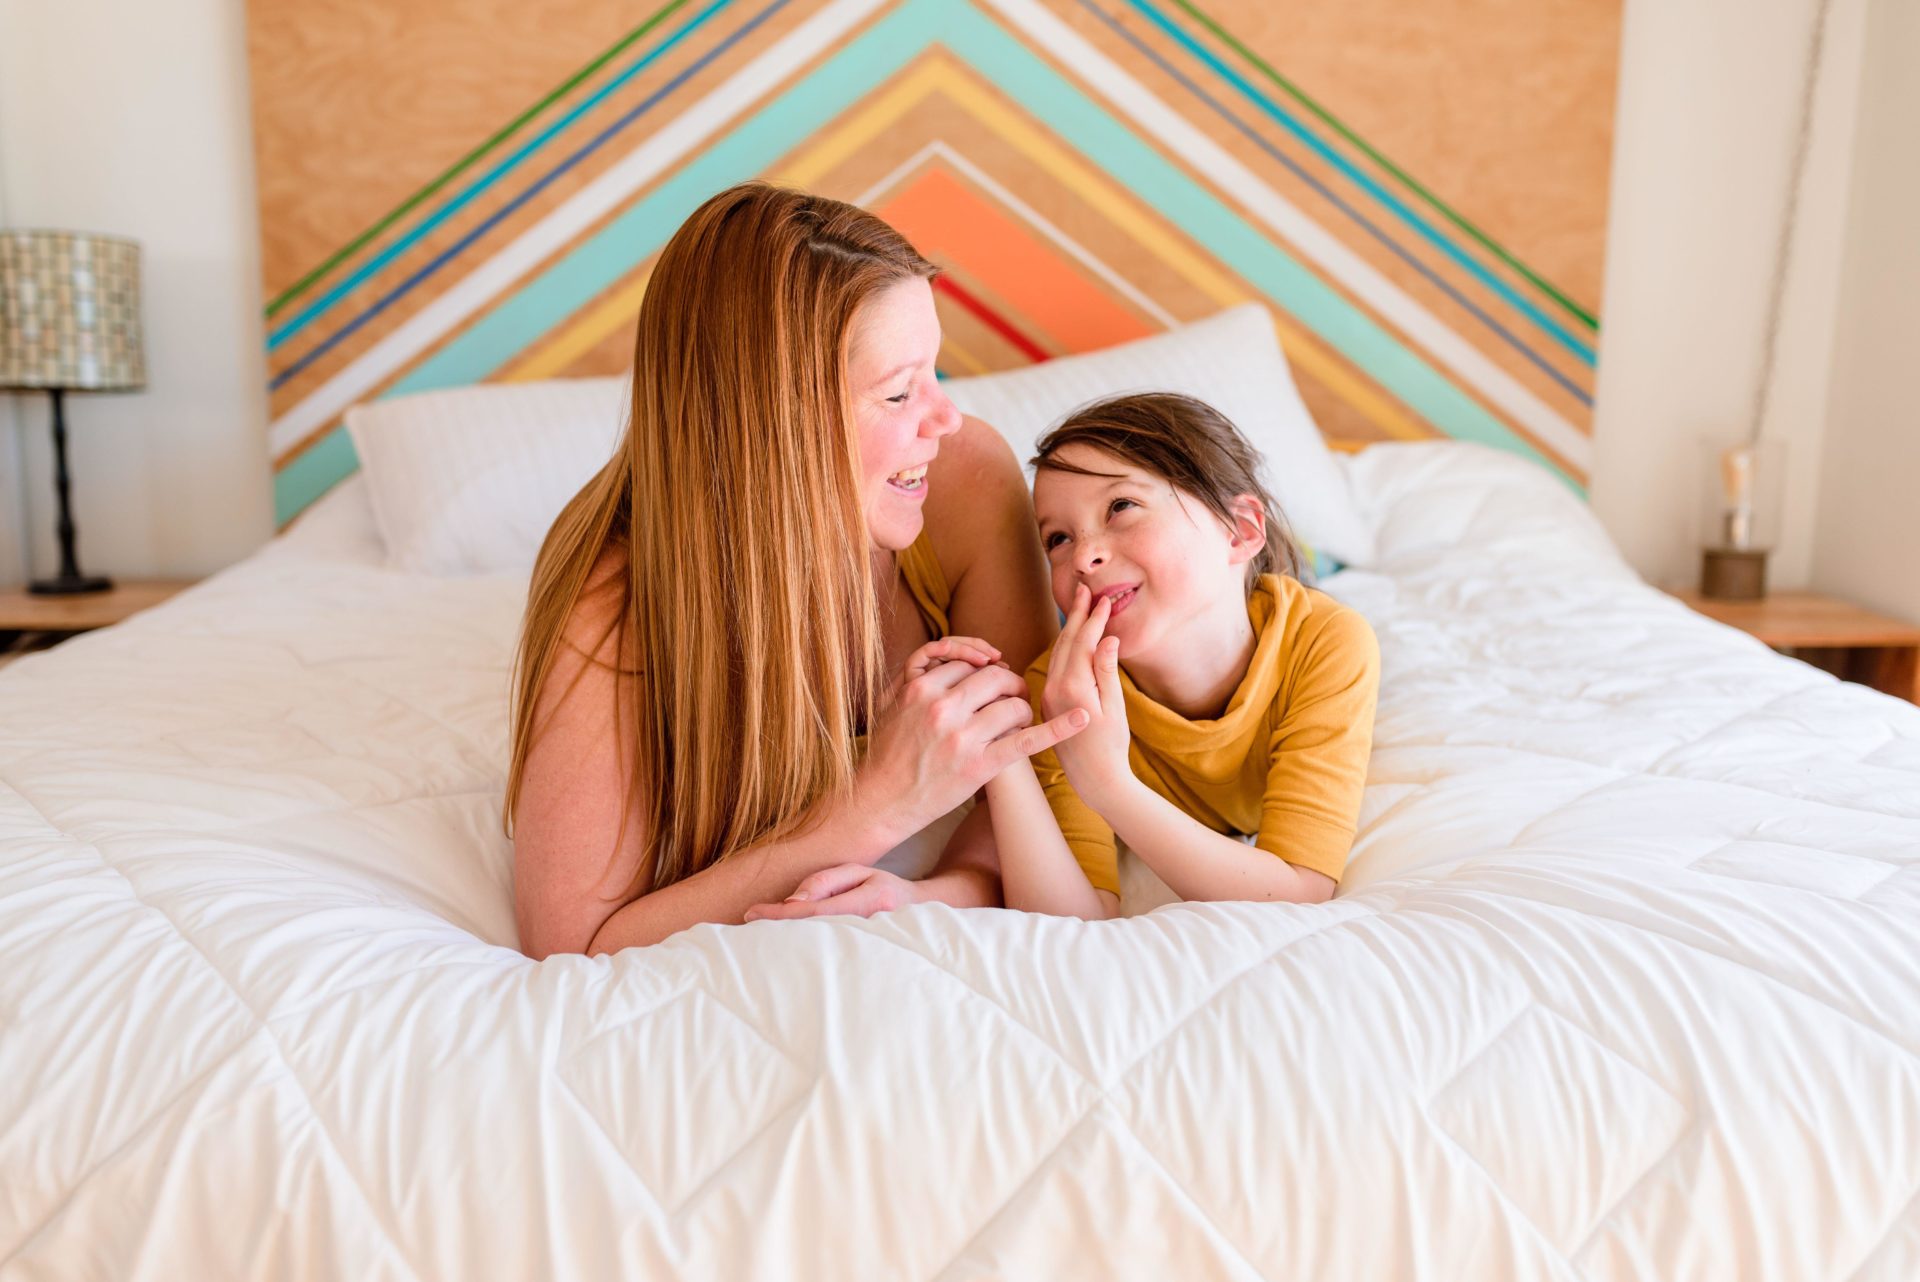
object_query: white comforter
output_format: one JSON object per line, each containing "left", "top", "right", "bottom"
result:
{"left": 2, "top": 443, "right": 1916, "bottom": 1280}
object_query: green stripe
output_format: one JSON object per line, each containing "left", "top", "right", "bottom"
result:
{"left": 263, "top": 0, "right": 699, "bottom": 320}
{"left": 277, "top": 0, "right": 1583, "bottom": 522}
{"left": 1165, "top": 0, "right": 1600, "bottom": 335}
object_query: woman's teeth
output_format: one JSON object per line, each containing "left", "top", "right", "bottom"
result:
{"left": 888, "top": 464, "right": 928, "bottom": 491}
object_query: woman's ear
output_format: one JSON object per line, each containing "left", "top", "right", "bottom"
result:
{"left": 1226, "top": 494, "right": 1267, "bottom": 567}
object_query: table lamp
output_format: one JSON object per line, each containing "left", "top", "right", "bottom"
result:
{"left": 0, "top": 229, "right": 146, "bottom": 595}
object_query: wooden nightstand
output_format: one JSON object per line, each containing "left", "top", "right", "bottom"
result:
{"left": 0, "top": 580, "right": 196, "bottom": 669}
{"left": 1671, "top": 589, "right": 1920, "bottom": 704}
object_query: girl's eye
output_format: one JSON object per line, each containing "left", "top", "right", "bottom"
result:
{"left": 1109, "top": 498, "right": 1136, "bottom": 515}
{"left": 1043, "top": 532, "right": 1067, "bottom": 550}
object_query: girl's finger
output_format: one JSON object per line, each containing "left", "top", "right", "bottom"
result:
{"left": 787, "top": 862, "right": 871, "bottom": 902}
{"left": 905, "top": 637, "right": 995, "bottom": 684}
{"left": 1071, "top": 594, "right": 1111, "bottom": 671}
{"left": 909, "top": 653, "right": 1007, "bottom": 696}
{"left": 1094, "top": 635, "right": 1124, "bottom": 704}
{"left": 745, "top": 897, "right": 828, "bottom": 921}
{"left": 1052, "top": 584, "right": 1090, "bottom": 663}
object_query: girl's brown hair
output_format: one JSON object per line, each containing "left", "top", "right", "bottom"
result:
{"left": 1031, "top": 391, "right": 1304, "bottom": 588}
{"left": 502, "top": 182, "right": 937, "bottom": 897}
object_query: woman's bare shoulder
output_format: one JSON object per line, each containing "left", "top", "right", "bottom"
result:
{"left": 558, "top": 541, "right": 637, "bottom": 671}
{"left": 923, "top": 415, "right": 1032, "bottom": 581}
{"left": 516, "top": 538, "right": 649, "bottom": 957}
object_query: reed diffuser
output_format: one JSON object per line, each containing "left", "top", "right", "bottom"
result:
{"left": 1700, "top": 440, "right": 1785, "bottom": 600}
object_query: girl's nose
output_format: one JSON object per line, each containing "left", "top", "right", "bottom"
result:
{"left": 1073, "top": 540, "right": 1107, "bottom": 575}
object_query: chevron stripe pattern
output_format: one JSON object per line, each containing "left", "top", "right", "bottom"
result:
{"left": 246, "top": 0, "right": 1619, "bottom": 524}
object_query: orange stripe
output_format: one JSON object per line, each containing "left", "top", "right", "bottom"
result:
{"left": 876, "top": 166, "right": 1153, "bottom": 354}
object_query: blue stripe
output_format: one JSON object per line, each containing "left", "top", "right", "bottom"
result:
{"left": 267, "top": 0, "right": 738, "bottom": 354}
{"left": 1124, "top": 0, "right": 1597, "bottom": 371}
{"left": 268, "top": 0, "right": 788, "bottom": 393}
{"left": 1091, "top": 0, "right": 1593, "bottom": 407}
{"left": 277, "top": 0, "right": 1586, "bottom": 522}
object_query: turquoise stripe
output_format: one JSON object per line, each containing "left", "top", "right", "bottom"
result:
{"left": 380, "top": 3, "right": 944, "bottom": 399}
{"left": 267, "top": 0, "right": 739, "bottom": 353}
{"left": 1127, "top": 0, "right": 1596, "bottom": 368}
{"left": 276, "top": 424, "right": 361, "bottom": 526}
{"left": 942, "top": 1, "right": 1575, "bottom": 483}
{"left": 277, "top": 0, "right": 1581, "bottom": 521}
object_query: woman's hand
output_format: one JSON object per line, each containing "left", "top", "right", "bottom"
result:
{"left": 860, "top": 636, "right": 1087, "bottom": 841}
{"left": 1041, "top": 585, "right": 1132, "bottom": 800}
{"left": 743, "top": 863, "right": 918, "bottom": 922}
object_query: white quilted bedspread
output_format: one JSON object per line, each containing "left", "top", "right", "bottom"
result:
{"left": 3, "top": 442, "right": 1917, "bottom": 1280}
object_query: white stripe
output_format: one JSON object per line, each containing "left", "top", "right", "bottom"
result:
{"left": 978, "top": 0, "right": 1592, "bottom": 468}
{"left": 851, "top": 141, "right": 944, "bottom": 209}
{"left": 271, "top": 0, "right": 889, "bottom": 462}
{"left": 853, "top": 139, "right": 1179, "bottom": 328}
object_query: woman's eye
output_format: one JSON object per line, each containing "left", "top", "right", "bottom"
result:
{"left": 887, "top": 392, "right": 910, "bottom": 404}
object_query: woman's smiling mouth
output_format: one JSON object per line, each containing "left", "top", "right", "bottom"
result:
{"left": 887, "top": 464, "right": 929, "bottom": 495}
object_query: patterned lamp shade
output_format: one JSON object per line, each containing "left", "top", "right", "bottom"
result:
{"left": 0, "top": 230, "right": 146, "bottom": 392}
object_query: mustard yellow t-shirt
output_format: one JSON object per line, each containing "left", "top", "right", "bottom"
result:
{"left": 1025, "top": 573, "right": 1380, "bottom": 895}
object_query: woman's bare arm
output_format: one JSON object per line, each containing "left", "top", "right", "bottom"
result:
{"left": 515, "top": 556, "right": 1079, "bottom": 952}
{"left": 512, "top": 570, "right": 921, "bottom": 957}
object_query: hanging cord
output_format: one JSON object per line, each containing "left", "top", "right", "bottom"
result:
{"left": 1746, "top": 0, "right": 1837, "bottom": 446}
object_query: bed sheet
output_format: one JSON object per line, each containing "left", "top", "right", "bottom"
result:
{"left": 2, "top": 442, "right": 1916, "bottom": 1280}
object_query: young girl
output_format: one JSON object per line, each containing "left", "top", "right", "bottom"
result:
{"left": 985, "top": 392, "right": 1380, "bottom": 919}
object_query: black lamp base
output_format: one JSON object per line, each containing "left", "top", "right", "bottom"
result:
{"left": 29, "top": 387, "right": 114, "bottom": 599}
{"left": 28, "top": 573, "right": 114, "bottom": 597}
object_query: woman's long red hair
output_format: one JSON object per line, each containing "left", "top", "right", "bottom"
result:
{"left": 502, "top": 183, "right": 937, "bottom": 896}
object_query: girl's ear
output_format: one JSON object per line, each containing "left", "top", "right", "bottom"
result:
{"left": 1225, "top": 493, "right": 1267, "bottom": 567}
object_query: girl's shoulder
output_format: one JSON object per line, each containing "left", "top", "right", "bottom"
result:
{"left": 1261, "top": 575, "right": 1379, "bottom": 682}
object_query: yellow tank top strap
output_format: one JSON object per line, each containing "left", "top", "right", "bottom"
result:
{"left": 897, "top": 529, "right": 953, "bottom": 640}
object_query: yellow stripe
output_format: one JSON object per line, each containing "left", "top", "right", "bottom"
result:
{"left": 517, "top": 57, "right": 1421, "bottom": 441}
{"left": 935, "top": 327, "right": 992, "bottom": 375}
{"left": 906, "top": 62, "right": 1422, "bottom": 442}
{"left": 505, "top": 267, "right": 652, "bottom": 382}
{"left": 773, "top": 71, "right": 940, "bottom": 188}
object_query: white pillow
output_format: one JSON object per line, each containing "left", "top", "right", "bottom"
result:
{"left": 344, "top": 377, "right": 627, "bottom": 575}
{"left": 942, "top": 303, "right": 1375, "bottom": 567}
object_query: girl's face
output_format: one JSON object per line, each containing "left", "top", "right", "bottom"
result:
{"left": 847, "top": 277, "right": 962, "bottom": 551}
{"left": 1032, "top": 443, "right": 1262, "bottom": 662}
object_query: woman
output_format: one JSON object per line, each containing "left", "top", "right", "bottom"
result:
{"left": 505, "top": 183, "right": 1084, "bottom": 956}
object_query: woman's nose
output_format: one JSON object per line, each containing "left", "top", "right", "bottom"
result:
{"left": 922, "top": 386, "right": 963, "bottom": 438}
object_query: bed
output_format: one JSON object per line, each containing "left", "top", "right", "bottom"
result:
{"left": 5, "top": 377, "right": 1919, "bottom": 1277}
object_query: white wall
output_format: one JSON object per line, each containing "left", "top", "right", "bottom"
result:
{"left": 0, "top": 0, "right": 274, "bottom": 588}
{"left": 0, "top": 138, "right": 26, "bottom": 584}
{"left": 1808, "top": 0, "right": 1920, "bottom": 623}
{"left": 1590, "top": 0, "right": 1870, "bottom": 593}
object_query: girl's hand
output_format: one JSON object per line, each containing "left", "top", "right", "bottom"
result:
{"left": 861, "top": 636, "right": 1088, "bottom": 841}
{"left": 1041, "top": 584, "right": 1132, "bottom": 798}
{"left": 743, "top": 863, "right": 918, "bottom": 921}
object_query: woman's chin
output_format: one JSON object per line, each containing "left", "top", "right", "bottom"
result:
{"left": 865, "top": 505, "right": 924, "bottom": 552}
